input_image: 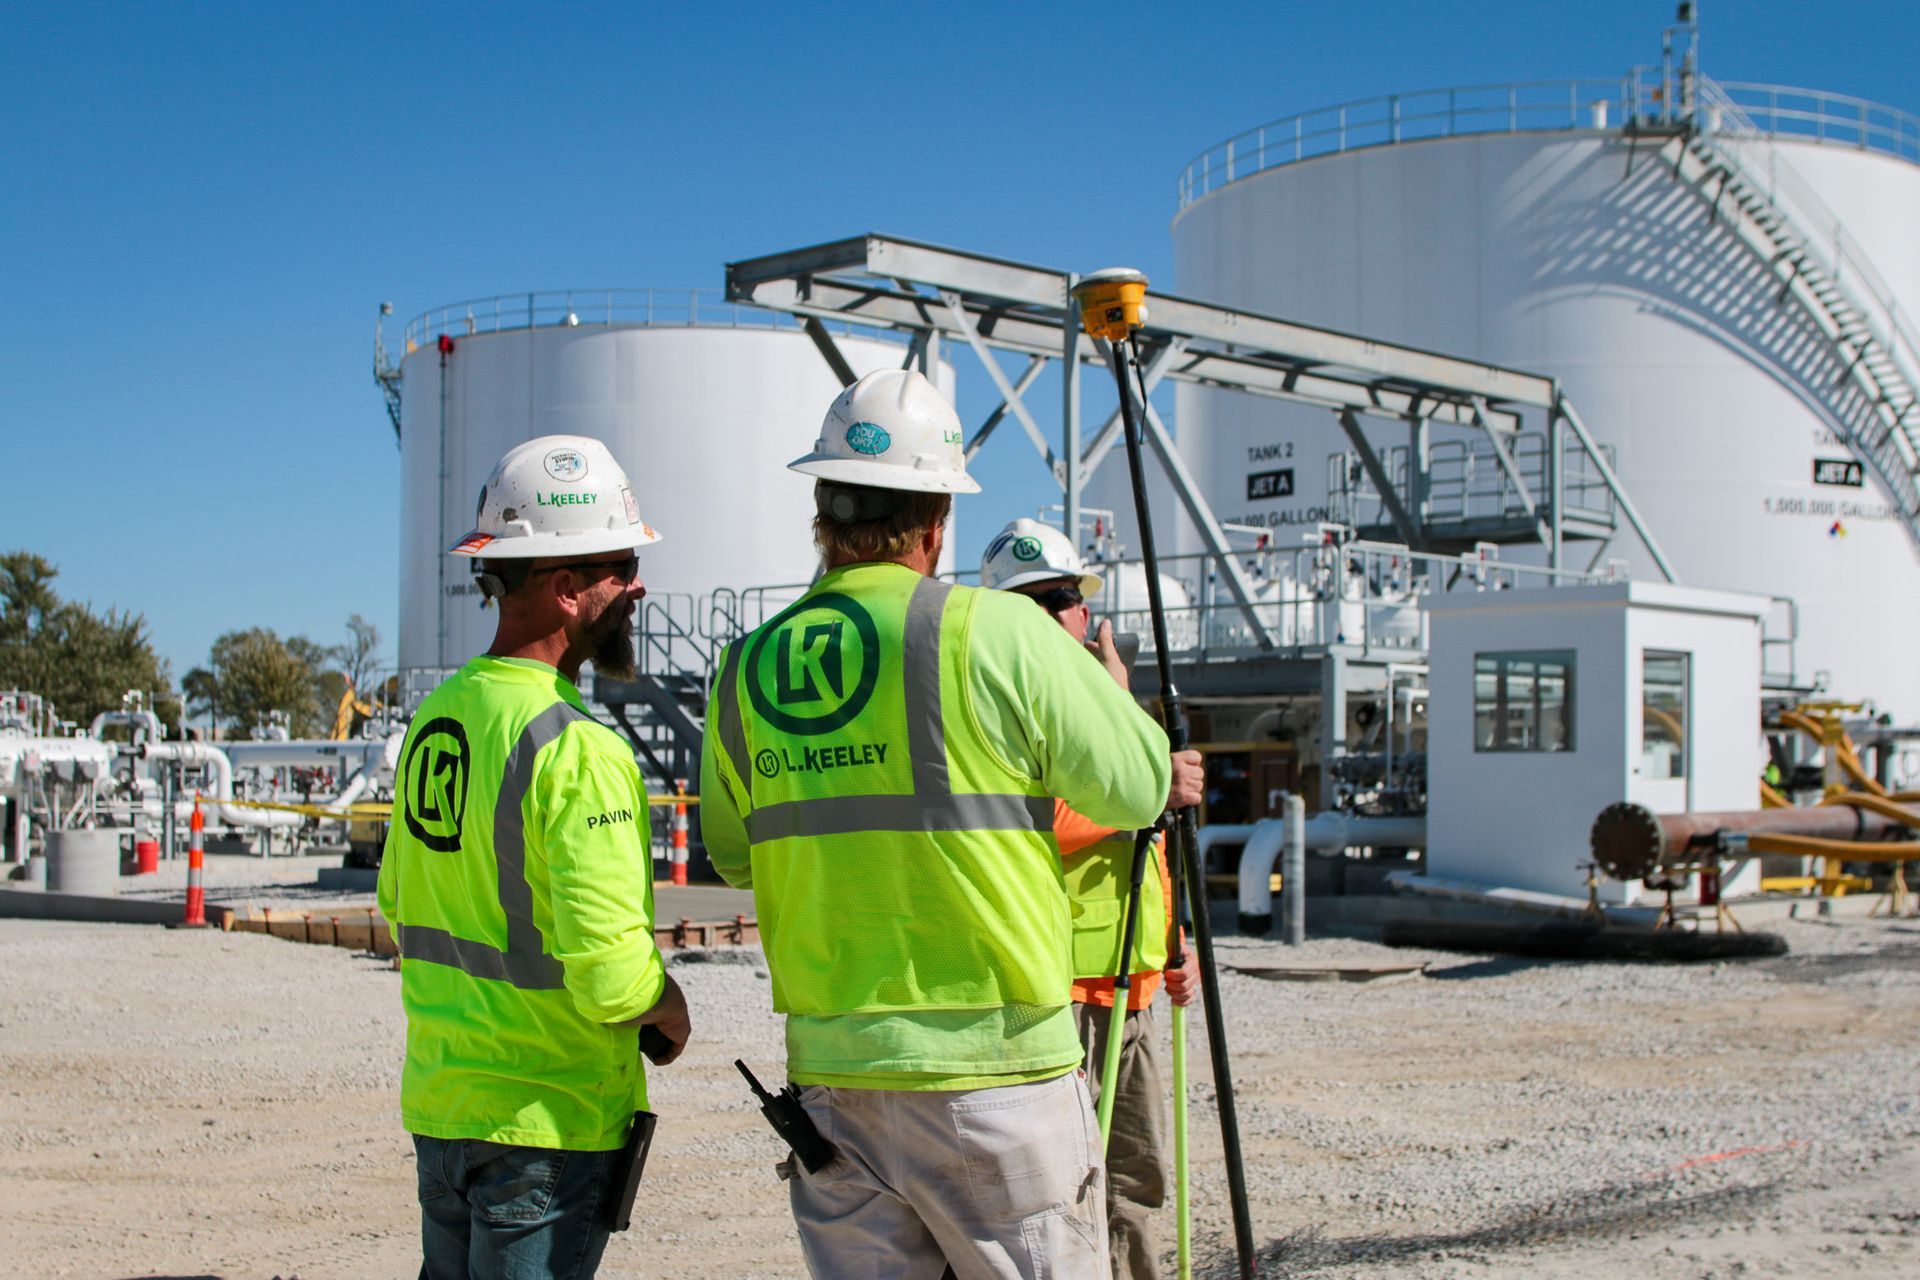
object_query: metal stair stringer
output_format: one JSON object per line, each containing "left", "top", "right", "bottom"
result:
{"left": 1669, "top": 90, "right": 1920, "bottom": 555}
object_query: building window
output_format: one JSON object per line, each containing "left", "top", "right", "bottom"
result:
{"left": 1474, "top": 650, "right": 1575, "bottom": 752}
{"left": 1641, "top": 651, "right": 1689, "bottom": 780}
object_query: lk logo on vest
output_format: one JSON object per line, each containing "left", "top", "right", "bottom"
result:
{"left": 746, "top": 592, "right": 880, "bottom": 736}
{"left": 403, "top": 717, "right": 471, "bottom": 852}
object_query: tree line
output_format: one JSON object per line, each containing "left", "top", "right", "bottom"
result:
{"left": 1, "top": 551, "right": 386, "bottom": 739}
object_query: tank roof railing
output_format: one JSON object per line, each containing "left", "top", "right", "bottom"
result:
{"left": 397, "top": 288, "right": 906, "bottom": 356}
{"left": 1178, "top": 77, "right": 1920, "bottom": 210}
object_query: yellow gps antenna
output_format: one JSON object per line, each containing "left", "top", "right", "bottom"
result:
{"left": 1071, "top": 264, "right": 1256, "bottom": 1280}
{"left": 1070, "top": 267, "right": 1150, "bottom": 342}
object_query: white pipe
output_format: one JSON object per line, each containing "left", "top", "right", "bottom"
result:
{"left": 1238, "top": 812, "right": 1428, "bottom": 931}
{"left": 329, "top": 767, "right": 372, "bottom": 810}
{"left": 140, "top": 742, "right": 301, "bottom": 829}
{"left": 89, "top": 710, "right": 164, "bottom": 743}
{"left": 220, "top": 739, "right": 392, "bottom": 770}
{"left": 1196, "top": 824, "right": 1259, "bottom": 869}
{"left": 1235, "top": 820, "right": 1291, "bottom": 934}
{"left": 322, "top": 731, "right": 403, "bottom": 809}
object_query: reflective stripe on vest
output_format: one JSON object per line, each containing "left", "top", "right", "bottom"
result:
{"left": 715, "top": 576, "right": 1053, "bottom": 840}
{"left": 395, "top": 700, "right": 591, "bottom": 990}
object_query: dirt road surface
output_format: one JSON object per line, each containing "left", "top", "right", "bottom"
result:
{"left": 2, "top": 913, "right": 1915, "bottom": 1278}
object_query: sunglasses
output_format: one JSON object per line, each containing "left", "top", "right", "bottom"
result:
{"left": 530, "top": 554, "right": 642, "bottom": 585}
{"left": 1025, "top": 584, "right": 1084, "bottom": 614}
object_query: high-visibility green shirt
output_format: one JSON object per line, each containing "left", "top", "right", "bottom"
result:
{"left": 376, "top": 656, "right": 666, "bottom": 1150}
{"left": 700, "top": 562, "right": 1171, "bottom": 1089}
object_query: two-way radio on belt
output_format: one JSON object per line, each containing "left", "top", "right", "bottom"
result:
{"left": 1071, "top": 268, "right": 1257, "bottom": 1280}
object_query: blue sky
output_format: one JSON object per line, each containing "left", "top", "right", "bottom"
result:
{"left": 5, "top": 0, "right": 1916, "bottom": 682}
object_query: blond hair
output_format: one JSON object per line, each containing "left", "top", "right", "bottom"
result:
{"left": 813, "top": 491, "right": 952, "bottom": 565}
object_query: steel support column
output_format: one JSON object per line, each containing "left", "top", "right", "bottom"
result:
{"left": 1338, "top": 409, "right": 1421, "bottom": 547}
{"left": 1319, "top": 652, "right": 1349, "bottom": 796}
{"left": 1549, "top": 401, "right": 1566, "bottom": 571}
{"left": 1063, "top": 278, "right": 1083, "bottom": 546}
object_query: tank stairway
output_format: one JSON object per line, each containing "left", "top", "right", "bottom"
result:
{"left": 594, "top": 595, "right": 723, "bottom": 788}
{"left": 1671, "top": 80, "right": 1920, "bottom": 554}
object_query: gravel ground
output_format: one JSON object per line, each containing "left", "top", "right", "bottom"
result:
{"left": 1, "top": 913, "right": 1915, "bottom": 1278}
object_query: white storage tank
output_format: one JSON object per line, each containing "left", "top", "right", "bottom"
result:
{"left": 394, "top": 291, "right": 943, "bottom": 671}
{"left": 1167, "top": 79, "right": 1920, "bottom": 719}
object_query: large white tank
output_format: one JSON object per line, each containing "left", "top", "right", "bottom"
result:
{"left": 396, "top": 292, "right": 943, "bottom": 670}
{"left": 1166, "top": 80, "right": 1920, "bottom": 720}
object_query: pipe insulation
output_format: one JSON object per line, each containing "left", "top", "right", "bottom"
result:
{"left": 1237, "top": 811, "right": 1428, "bottom": 934}
{"left": 138, "top": 742, "right": 301, "bottom": 829}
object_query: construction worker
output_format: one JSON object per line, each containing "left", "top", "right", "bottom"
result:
{"left": 700, "top": 369, "right": 1173, "bottom": 1280}
{"left": 982, "top": 518, "right": 1201, "bottom": 1280}
{"left": 377, "top": 435, "right": 691, "bottom": 1280}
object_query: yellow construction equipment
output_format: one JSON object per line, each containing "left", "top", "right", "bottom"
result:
{"left": 331, "top": 680, "right": 378, "bottom": 740}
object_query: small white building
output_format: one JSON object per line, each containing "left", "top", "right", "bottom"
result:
{"left": 1425, "top": 582, "right": 1769, "bottom": 903}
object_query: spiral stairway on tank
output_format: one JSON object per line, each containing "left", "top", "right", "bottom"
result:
{"left": 1669, "top": 79, "right": 1920, "bottom": 556}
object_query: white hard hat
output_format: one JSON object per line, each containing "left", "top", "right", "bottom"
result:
{"left": 449, "top": 435, "right": 662, "bottom": 560}
{"left": 980, "top": 518, "right": 1102, "bottom": 597}
{"left": 788, "top": 369, "right": 979, "bottom": 494}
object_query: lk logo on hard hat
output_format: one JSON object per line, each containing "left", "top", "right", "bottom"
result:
{"left": 403, "top": 717, "right": 471, "bottom": 852}
{"left": 1011, "top": 536, "right": 1044, "bottom": 561}
{"left": 746, "top": 593, "right": 880, "bottom": 735}
{"left": 544, "top": 448, "right": 589, "bottom": 481}
{"left": 843, "top": 421, "right": 891, "bottom": 456}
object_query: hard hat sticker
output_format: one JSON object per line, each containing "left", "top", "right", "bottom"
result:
{"left": 621, "top": 485, "right": 640, "bottom": 524}
{"left": 844, "top": 422, "right": 891, "bottom": 456}
{"left": 1011, "top": 536, "right": 1044, "bottom": 561}
{"left": 746, "top": 593, "right": 880, "bottom": 736}
{"left": 451, "top": 532, "right": 495, "bottom": 555}
{"left": 544, "top": 448, "right": 589, "bottom": 481}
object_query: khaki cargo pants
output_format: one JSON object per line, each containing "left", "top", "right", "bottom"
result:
{"left": 781, "top": 1070, "right": 1109, "bottom": 1279}
{"left": 1075, "top": 1001, "right": 1169, "bottom": 1280}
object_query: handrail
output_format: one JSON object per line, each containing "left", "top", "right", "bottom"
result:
{"left": 1072, "top": 537, "right": 1614, "bottom": 664}
{"left": 1178, "top": 76, "right": 1920, "bottom": 210}
{"left": 1694, "top": 78, "right": 1920, "bottom": 472}
{"left": 396, "top": 288, "right": 907, "bottom": 356}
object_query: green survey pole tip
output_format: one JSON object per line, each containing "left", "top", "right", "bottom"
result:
{"left": 1173, "top": 1002, "right": 1191, "bottom": 1279}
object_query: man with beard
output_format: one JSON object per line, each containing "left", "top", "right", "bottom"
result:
{"left": 378, "top": 435, "right": 692, "bottom": 1280}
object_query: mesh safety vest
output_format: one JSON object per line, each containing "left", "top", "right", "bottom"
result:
{"left": 1066, "top": 830, "right": 1170, "bottom": 980}
{"left": 709, "top": 568, "right": 1069, "bottom": 1016}
{"left": 376, "top": 656, "right": 664, "bottom": 1151}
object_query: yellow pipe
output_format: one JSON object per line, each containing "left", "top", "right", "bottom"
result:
{"left": 1759, "top": 781, "right": 1790, "bottom": 809}
{"left": 1776, "top": 706, "right": 1889, "bottom": 798}
{"left": 1836, "top": 747, "right": 1890, "bottom": 797}
{"left": 1745, "top": 832, "right": 1920, "bottom": 861}
{"left": 1823, "top": 792, "right": 1920, "bottom": 828}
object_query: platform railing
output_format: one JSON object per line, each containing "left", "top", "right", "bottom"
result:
{"left": 398, "top": 288, "right": 906, "bottom": 355}
{"left": 1178, "top": 77, "right": 1920, "bottom": 209}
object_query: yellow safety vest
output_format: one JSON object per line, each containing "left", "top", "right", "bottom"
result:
{"left": 1066, "top": 830, "right": 1170, "bottom": 980}
{"left": 709, "top": 568, "right": 1069, "bottom": 1016}
{"left": 376, "top": 657, "right": 664, "bottom": 1151}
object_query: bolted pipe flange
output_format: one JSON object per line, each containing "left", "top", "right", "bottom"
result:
{"left": 1590, "top": 800, "right": 1666, "bottom": 882}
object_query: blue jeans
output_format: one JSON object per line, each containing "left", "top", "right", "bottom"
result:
{"left": 414, "top": 1135, "right": 618, "bottom": 1280}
